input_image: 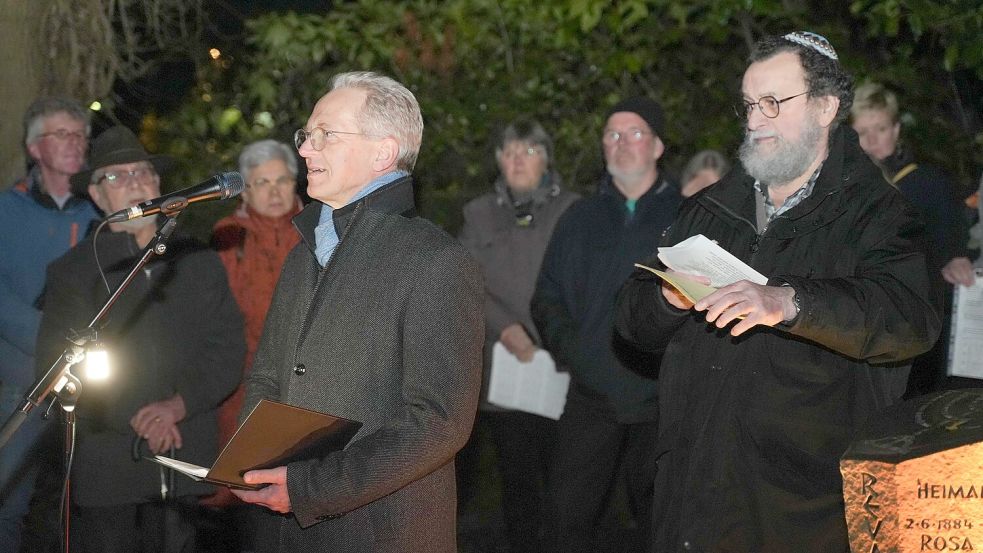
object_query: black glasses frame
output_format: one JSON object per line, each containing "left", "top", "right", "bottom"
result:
{"left": 734, "top": 91, "right": 810, "bottom": 119}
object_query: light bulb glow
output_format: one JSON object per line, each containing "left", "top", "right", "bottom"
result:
{"left": 84, "top": 349, "right": 110, "bottom": 381}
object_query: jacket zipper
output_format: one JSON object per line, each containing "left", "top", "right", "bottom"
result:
{"left": 703, "top": 187, "right": 842, "bottom": 267}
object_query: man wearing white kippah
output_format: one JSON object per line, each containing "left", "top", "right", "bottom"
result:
{"left": 616, "top": 32, "right": 939, "bottom": 551}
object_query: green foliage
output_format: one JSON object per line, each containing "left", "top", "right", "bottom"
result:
{"left": 153, "top": 0, "right": 982, "bottom": 240}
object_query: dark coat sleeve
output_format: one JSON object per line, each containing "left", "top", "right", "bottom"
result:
{"left": 35, "top": 257, "right": 92, "bottom": 385}
{"left": 614, "top": 224, "right": 692, "bottom": 354}
{"left": 777, "top": 194, "right": 941, "bottom": 363}
{"left": 458, "top": 199, "right": 518, "bottom": 339}
{"left": 530, "top": 209, "right": 580, "bottom": 371}
{"left": 173, "top": 251, "right": 245, "bottom": 417}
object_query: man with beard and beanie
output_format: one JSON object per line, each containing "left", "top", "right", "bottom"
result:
{"left": 35, "top": 125, "right": 244, "bottom": 553}
{"left": 229, "top": 72, "right": 483, "bottom": 553}
{"left": 532, "top": 97, "right": 680, "bottom": 553}
{"left": 616, "top": 32, "right": 939, "bottom": 551}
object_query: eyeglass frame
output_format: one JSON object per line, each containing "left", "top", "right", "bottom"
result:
{"left": 38, "top": 129, "right": 88, "bottom": 143}
{"left": 601, "top": 128, "right": 653, "bottom": 146}
{"left": 293, "top": 127, "right": 367, "bottom": 151}
{"left": 499, "top": 145, "right": 545, "bottom": 161}
{"left": 93, "top": 165, "right": 158, "bottom": 189}
{"left": 247, "top": 175, "right": 296, "bottom": 190}
{"left": 734, "top": 91, "right": 811, "bottom": 119}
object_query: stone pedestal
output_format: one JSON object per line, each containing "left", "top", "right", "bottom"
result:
{"left": 841, "top": 390, "right": 983, "bottom": 552}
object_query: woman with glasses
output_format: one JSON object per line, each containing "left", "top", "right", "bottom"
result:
{"left": 457, "top": 118, "right": 579, "bottom": 553}
{"left": 206, "top": 139, "right": 303, "bottom": 512}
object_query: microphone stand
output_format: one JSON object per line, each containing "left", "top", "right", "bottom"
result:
{"left": 0, "top": 210, "right": 182, "bottom": 553}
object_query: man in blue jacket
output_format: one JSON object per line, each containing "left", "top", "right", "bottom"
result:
{"left": 532, "top": 96, "right": 680, "bottom": 553}
{"left": 0, "top": 97, "right": 97, "bottom": 552}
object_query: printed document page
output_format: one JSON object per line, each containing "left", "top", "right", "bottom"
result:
{"left": 633, "top": 264, "right": 718, "bottom": 304}
{"left": 657, "top": 234, "right": 768, "bottom": 287}
{"left": 488, "top": 342, "right": 568, "bottom": 420}
{"left": 948, "top": 271, "right": 983, "bottom": 379}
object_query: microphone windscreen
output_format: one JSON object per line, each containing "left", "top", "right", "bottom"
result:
{"left": 220, "top": 172, "right": 245, "bottom": 199}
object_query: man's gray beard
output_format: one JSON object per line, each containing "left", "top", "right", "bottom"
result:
{"left": 739, "top": 119, "right": 823, "bottom": 187}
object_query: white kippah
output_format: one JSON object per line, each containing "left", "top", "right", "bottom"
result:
{"left": 783, "top": 31, "right": 839, "bottom": 60}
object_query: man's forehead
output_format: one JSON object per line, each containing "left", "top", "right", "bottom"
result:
{"left": 100, "top": 161, "right": 154, "bottom": 173}
{"left": 44, "top": 111, "right": 86, "bottom": 129}
{"left": 307, "top": 87, "right": 366, "bottom": 127}
{"left": 605, "top": 111, "right": 650, "bottom": 131}
{"left": 742, "top": 52, "right": 807, "bottom": 97}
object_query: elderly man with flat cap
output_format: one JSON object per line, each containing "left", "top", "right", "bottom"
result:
{"left": 531, "top": 96, "right": 680, "bottom": 553}
{"left": 616, "top": 32, "right": 938, "bottom": 551}
{"left": 35, "top": 126, "right": 244, "bottom": 553}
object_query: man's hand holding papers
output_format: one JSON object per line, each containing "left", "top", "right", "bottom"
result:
{"left": 643, "top": 234, "right": 798, "bottom": 336}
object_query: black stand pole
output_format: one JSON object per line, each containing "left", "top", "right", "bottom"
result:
{"left": 0, "top": 212, "right": 181, "bottom": 553}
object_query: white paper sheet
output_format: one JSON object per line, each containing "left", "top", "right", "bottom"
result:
{"left": 948, "top": 271, "right": 983, "bottom": 379}
{"left": 657, "top": 234, "right": 768, "bottom": 288}
{"left": 487, "top": 342, "right": 569, "bottom": 420}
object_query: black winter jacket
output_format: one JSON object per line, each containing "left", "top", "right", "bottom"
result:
{"left": 533, "top": 174, "right": 679, "bottom": 423}
{"left": 616, "top": 127, "right": 940, "bottom": 552}
{"left": 37, "top": 230, "right": 244, "bottom": 506}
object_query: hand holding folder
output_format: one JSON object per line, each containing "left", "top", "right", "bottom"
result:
{"left": 148, "top": 399, "right": 361, "bottom": 490}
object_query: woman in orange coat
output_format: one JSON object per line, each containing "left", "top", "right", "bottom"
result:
{"left": 205, "top": 139, "right": 303, "bottom": 508}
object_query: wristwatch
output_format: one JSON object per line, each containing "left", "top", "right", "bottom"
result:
{"left": 790, "top": 289, "right": 802, "bottom": 318}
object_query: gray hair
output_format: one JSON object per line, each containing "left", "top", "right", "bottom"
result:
{"left": 330, "top": 71, "right": 424, "bottom": 172}
{"left": 681, "top": 150, "right": 730, "bottom": 186}
{"left": 238, "top": 139, "right": 298, "bottom": 182}
{"left": 851, "top": 82, "right": 899, "bottom": 124}
{"left": 749, "top": 35, "right": 854, "bottom": 129}
{"left": 23, "top": 96, "right": 91, "bottom": 146}
{"left": 496, "top": 118, "right": 553, "bottom": 166}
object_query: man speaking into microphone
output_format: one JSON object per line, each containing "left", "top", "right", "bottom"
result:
{"left": 35, "top": 125, "right": 244, "bottom": 552}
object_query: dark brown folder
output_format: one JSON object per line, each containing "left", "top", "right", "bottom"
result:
{"left": 148, "top": 399, "right": 362, "bottom": 490}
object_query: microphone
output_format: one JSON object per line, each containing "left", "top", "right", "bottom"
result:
{"left": 105, "top": 172, "right": 245, "bottom": 223}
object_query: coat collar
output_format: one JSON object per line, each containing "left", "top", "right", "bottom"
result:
{"left": 293, "top": 174, "right": 417, "bottom": 255}
{"left": 698, "top": 126, "right": 879, "bottom": 237}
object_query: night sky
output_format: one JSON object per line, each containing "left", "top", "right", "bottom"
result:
{"left": 101, "top": 0, "right": 333, "bottom": 133}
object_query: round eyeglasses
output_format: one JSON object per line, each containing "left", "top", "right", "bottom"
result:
{"left": 500, "top": 146, "right": 544, "bottom": 161}
{"left": 95, "top": 167, "right": 157, "bottom": 189}
{"left": 294, "top": 127, "right": 365, "bottom": 151}
{"left": 734, "top": 91, "right": 810, "bottom": 119}
{"left": 39, "top": 129, "right": 87, "bottom": 143}
{"left": 248, "top": 175, "right": 295, "bottom": 190}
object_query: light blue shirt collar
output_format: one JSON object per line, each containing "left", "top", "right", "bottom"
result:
{"left": 313, "top": 170, "right": 408, "bottom": 266}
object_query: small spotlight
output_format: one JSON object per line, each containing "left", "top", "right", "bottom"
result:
{"left": 209, "top": 48, "right": 221, "bottom": 60}
{"left": 89, "top": 101, "right": 102, "bottom": 112}
{"left": 84, "top": 348, "right": 110, "bottom": 381}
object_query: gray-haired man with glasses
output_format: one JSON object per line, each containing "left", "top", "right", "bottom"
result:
{"left": 0, "top": 96, "right": 98, "bottom": 553}
{"left": 230, "top": 71, "right": 483, "bottom": 553}
{"left": 616, "top": 31, "right": 939, "bottom": 551}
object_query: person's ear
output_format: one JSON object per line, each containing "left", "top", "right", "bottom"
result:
{"left": 372, "top": 137, "right": 399, "bottom": 172}
{"left": 26, "top": 141, "right": 41, "bottom": 162}
{"left": 653, "top": 136, "right": 665, "bottom": 162}
{"left": 817, "top": 96, "right": 840, "bottom": 127}
{"left": 88, "top": 183, "right": 109, "bottom": 213}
